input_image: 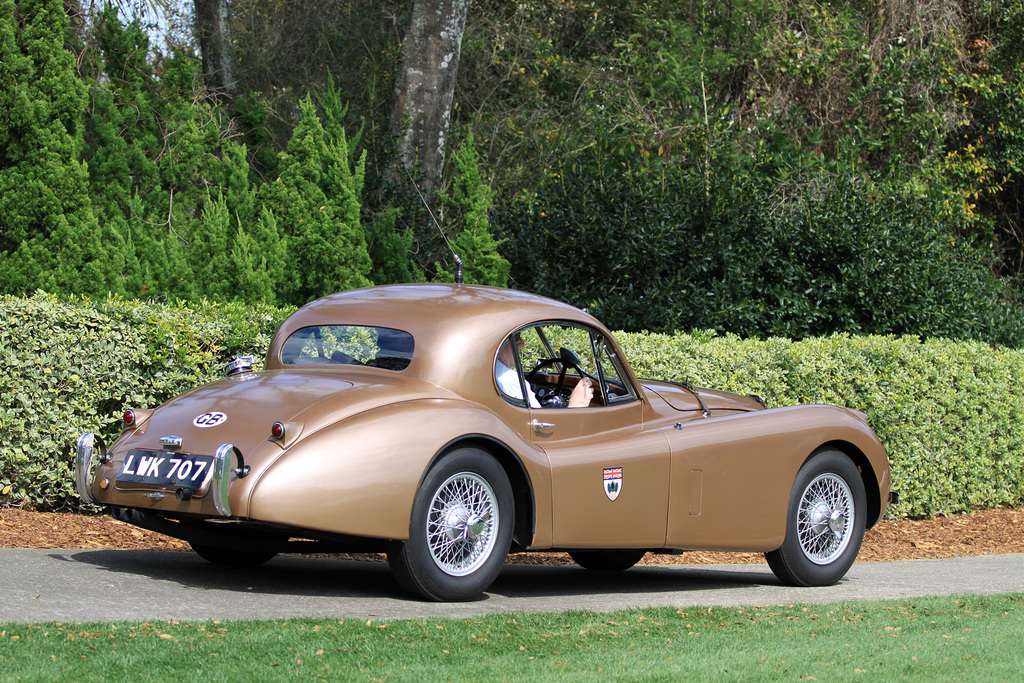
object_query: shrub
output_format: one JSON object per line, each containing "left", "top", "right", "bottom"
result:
{"left": 2, "top": 294, "right": 1021, "bottom": 518}
{"left": 619, "top": 331, "right": 1024, "bottom": 517}
{"left": 497, "top": 156, "right": 1024, "bottom": 347}
{"left": 0, "top": 293, "right": 287, "bottom": 509}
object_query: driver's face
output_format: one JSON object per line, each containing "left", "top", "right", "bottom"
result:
{"left": 498, "top": 334, "right": 525, "bottom": 367}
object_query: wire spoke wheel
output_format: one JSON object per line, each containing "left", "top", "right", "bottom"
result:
{"left": 765, "top": 449, "right": 867, "bottom": 587}
{"left": 426, "top": 472, "right": 498, "bottom": 576}
{"left": 796, "top": 473, "right": 854, "bottom": 564}
{"left": 387, "top": 448, "right": 513, "bottom": 601}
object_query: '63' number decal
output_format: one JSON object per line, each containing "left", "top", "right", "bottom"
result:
{"left": 193, "top": 411, "right": 227, "bottom": 428}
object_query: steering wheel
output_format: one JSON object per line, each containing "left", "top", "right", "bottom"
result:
{"left": 525, "top": 358, "right": 573, "bottom": 406}
{"left": 525, "top": 348, "right": 598, "bottom": 407}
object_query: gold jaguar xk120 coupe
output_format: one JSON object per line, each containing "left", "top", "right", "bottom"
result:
{"left": 76, "top": 284, "right": 894, "bottom": 601}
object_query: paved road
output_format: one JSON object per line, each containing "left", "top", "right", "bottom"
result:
{"left": 2, "top": 549, "right": 1021, "bottom": 624}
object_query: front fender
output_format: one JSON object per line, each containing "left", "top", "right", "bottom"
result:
{"left": 244, "top": 399, "right": 549, "bottom": 541}
{"left": 664, "top": 404, "right": 890, "bottom": 551}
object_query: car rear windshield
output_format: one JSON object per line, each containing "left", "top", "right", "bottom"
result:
{"left": 281, "top": 325, "right": 414, "bottom": 371}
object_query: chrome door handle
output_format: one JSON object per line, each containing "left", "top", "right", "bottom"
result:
{"left": 531, "top": 419, "right": 556, "bottom": 432}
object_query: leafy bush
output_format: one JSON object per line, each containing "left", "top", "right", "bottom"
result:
{"left": 619, "top": 331, "right": 1024, "bottom": 518}
{"left": 2, "top": 294, "right": 1022, "bottom": 518}
{"left": 0, "top": 293, "right": 288, "bottom": 509}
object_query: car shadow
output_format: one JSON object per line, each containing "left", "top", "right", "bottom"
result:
{"left": 55, "top": 549, "right": 402, "bottom": 599}
{"left": 491, "top": 562, "right": 783, "bottom": 599}
{"left": 58, "top": 549, "right": 784, "bottom": 602}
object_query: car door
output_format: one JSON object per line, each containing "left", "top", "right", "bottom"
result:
{"left": 515, "top": 324, "right": 670, "bottom": 549}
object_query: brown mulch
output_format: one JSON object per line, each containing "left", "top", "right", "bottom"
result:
{"left": 2, "top": 507, "right": 1022, "bottom": 565}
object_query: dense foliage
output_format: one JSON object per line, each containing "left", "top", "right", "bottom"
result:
{"left": 0, "top": 294, "right": 287, "bottom": 509}
{"left": 2, "top": 295, "right": 1021, "bottom": 516}
{"left": 1, "top": 0, "right": 1023, "bottom": 345}
{"left": 0, "top": 2, "right": 505, "bottom": 306}
{"left": 499, "top": 152, "right": 1023, "bottom": 344}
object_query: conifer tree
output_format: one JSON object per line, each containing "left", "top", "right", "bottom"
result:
{"left": 321, "top": 74, "right": 419, "bottom": 286}
{"left": 83, "top": 6, "right": 160, "bottom": 224}
{"left": 228, "top": 225, "right": 275, "bottom": 304}
{"left": 217, "top": 142, "right": 257, "bottom": 231}
{"left": 437, "top": 132, "right": 510, "bottom": 286}
{"left": 189, "top": 192, "right": 232, "bottom": 301}
{"left": 123, "top": 193, "right": 195, "bottom": 301}
{"left": 0, "top": 0, "right": 122, "bottom": 296}
{"left": 367, "top": 208, "right": 423, "bottom": 285}
{"left": 251, "top": 207, "right": 294, "bottom": 302}
{"left": 259, "top": 97, "right": 372, "bottom": 304}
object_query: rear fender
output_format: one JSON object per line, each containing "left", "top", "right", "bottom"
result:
{"left": 245, "top": 399, "right": 549, "bottom": 542}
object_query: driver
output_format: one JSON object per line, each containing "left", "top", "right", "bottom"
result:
{"left": 496, "top": 335, "right": 593, "bottom": 408}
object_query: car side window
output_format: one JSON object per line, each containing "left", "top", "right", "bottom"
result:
{"left": 495, "top": 324, "right": 636, "bottom": 408}
{"left": 282, "top": 326, "right": 414, "bottom": 371}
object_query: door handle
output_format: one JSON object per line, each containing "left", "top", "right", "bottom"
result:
{"left": 531, "top": 419, "right": 556, "bottom": 432}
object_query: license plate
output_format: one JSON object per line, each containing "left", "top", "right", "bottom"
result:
{"left": 117, "top": 449, "right": 214, "bottom": 488}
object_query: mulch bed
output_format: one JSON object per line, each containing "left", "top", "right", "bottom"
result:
{"left": 2, "top": 506, "right": 1021, "bottom": 565}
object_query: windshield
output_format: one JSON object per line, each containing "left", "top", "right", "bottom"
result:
{"left": 281, "top": 325, "right": 414, "bottom": 371}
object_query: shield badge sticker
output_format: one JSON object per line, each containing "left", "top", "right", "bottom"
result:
{"left": 603, "top": 467, "right": 622, "bottom": 501}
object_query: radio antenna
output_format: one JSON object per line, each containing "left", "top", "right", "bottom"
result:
{"left": 405, "top": 166, "right": 463, "bottom": 284}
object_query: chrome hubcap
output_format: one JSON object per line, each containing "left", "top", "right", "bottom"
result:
{"left": 427, "top": 472, "right": 497, "bottom": 576}
{"left": 797, "top": 473, "right": 854, "bottom": 565}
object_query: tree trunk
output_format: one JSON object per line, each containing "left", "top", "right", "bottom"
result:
{"left": 389, "top": 0, "right": 470, "bottom": 195}
{"left": 195, "top": 0, "right": 236, "bottom": 100}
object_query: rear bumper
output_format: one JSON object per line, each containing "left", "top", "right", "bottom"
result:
{"left": 75, "top": 433, "right": 249, "bottom": 518}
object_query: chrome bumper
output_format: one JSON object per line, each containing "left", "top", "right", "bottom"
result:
{"left": 74, "top": 433, "right": 106, "bottom": 504}
{"left": 75, "top": 433, "right": 249, "bottom": 516}
{"left": 212, "top": 444, "right": 250, "bottom": 517}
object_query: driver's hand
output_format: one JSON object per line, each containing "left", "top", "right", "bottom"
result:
{"left": 568, "top": 377, "right": 594, "bottom": 408}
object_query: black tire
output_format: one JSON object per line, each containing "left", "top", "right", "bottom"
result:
{"left": 569, "top": 550, "right": 647, "bottom": 571}
{"left": 189, "top": 542, "right": 277, "bottom": 567}
{"left": 765, "top": 449, "right": 867, "bottom": 587}
{"left": 387, "top": 448, "right": 514, "bottom": 601}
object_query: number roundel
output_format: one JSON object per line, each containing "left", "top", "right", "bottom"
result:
{"left": 192, "top": 411, "right": 227, "bottom": 428}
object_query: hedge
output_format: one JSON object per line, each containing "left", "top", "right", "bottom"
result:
{"left": 2, "top": 293, "right": 1022, "bottom": 517}
{"left": 619, "top": 331, "right": 1024, "bottom": 517}
{"left": 0, "top": 293, "right": 288, "bottom": 509}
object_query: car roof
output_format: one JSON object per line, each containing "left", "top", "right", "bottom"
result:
{"left": 265, "top": 284, "right": 615, "bottom": 397}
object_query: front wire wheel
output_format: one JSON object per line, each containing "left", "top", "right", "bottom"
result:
{"left": 797, "top": 472, "right": 855, "bottom": 564}
{"left": 766, "top": 449, "right": 867, "bottom": 587}
{"left": 388, "top": 448, "right": 513, "bottom": 601}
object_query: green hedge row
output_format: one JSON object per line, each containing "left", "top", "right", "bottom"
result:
{"left": 0, "top": 293, "right": 288, "bottom": 509}
{"left": 619, "top": 331, "right": 1024, "bottom": 518}
{"left": 2, "top": 293, "right": 1022, "bottom": 517}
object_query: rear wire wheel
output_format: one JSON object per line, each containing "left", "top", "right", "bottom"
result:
{"left": 387, "top": 448, "right": 513, "bottom": 601}
{"left": 765, "top": 449, "right": 867, "bottom": 587}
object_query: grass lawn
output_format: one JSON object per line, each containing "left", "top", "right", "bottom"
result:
{"left": 1, "top": 593, "right": 1021, "bottom": 681}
